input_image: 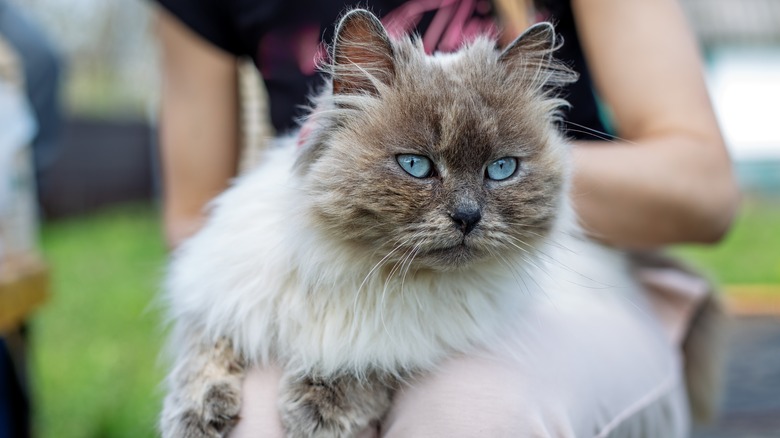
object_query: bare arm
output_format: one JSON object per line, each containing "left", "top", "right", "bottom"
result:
{"left": 568, "top": 0, "right": 740, "bottom": 248}
{"left": 156, "top": 8, "right": 240, "bottom": 248}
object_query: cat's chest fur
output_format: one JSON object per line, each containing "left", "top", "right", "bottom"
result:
{"left": 166, "top": 143, "right": 565, "bottom": 377}
{"left": 159, "top": 14, "right": 650, "bottom": 438}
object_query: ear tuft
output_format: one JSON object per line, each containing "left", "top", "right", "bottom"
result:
{"left": 332, "top": 9, "right": 395, "bottom": 95}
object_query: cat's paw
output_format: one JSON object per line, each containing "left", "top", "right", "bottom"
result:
{"left": 161, "top": 380, "right": 242, "bottom": 438}
{"left": 279, "top": 374, "right": 391, "bottom": 438}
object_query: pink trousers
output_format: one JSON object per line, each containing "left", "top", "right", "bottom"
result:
{"left": 229, "top": 264, "right": 706, "bottom": 438}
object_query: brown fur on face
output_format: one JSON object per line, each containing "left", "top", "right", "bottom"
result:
{"left": 297, "top": 15, "right": 576, "bottom": 271}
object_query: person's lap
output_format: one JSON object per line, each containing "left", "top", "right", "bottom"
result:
{"left": 230, "top": 283, "right": 690, "bottom": 438}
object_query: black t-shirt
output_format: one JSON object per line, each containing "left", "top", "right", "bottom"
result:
{"left": 157, "top": 0, "right": 606, "bottom": 138}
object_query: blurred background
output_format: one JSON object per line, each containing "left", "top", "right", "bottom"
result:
{"left": 0, "top": 0, "right": 777, "bottom": 437}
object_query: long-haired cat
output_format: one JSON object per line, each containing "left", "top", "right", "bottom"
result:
{"left": 160, "top": 9, "right": 720, "bottom": 438}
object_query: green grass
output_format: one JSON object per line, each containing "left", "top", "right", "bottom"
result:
{"left": 674, "top": 198, "right": 780, "bottom": 285}
{"left": 32, "top": 204, "right": 166, "bottom": 438}
{"left": 27, "top": 198, "right": 779, "bottom": 437}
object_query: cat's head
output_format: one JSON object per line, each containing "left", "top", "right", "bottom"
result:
{"left": 297, "top": 9, "right": 577, "bottom": 271}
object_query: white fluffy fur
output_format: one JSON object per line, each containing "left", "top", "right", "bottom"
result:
{"left": 164, "top": 24, "right": 639, "bottom": 381}
{"left": 165, "top": 137, "right": 638, "bottom": 379}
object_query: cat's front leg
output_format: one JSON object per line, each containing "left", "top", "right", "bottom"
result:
{"left": 279, "top": 371, "right": 395, "bottom": 438}
{"left": 161, "top": 338, "right": 245, "bottom": 438}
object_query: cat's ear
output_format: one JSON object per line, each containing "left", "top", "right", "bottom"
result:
{"left": 499, "top": 22, "right": 557, "bottom": 64}
{"left": 332, "top": 9, "right": 395, "bottom": 95}
{"left": 499, "top": 22, "right": 578, "bottom": 86}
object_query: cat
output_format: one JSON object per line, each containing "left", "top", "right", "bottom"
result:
{"left": 159, "top": 8, "right": 720, "bottom": 438}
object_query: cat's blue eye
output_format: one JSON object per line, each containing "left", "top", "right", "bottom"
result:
{"left": 397, "top": 154, "right": 433, "bottom": 178}
{"left": 486, "top": 157, "right": 518, "bottom": 181}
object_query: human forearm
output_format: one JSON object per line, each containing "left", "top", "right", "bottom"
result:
{"left": 156, "top": 8, "right": 240, "bottom": 249}
{"left": 566, "top": 0, "right": 739, "bottom": 248}
{"left": 571, "top": 135, "right": 739, "bottom": 249}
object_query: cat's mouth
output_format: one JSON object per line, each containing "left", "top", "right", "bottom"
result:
{"left": 418, "top": 240, "right": 483, "bottom": 269}
{"left": 423, "top": 234, "right": 469, "bottom": 253}
{"left": 427, "top": 242, "right": 467, "bottom": 254}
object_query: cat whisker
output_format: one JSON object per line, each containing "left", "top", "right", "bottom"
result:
{"left": 563, "top": 128, "right": 621, "bottom": 144}
{"left": 562, "top": 120, "right": 637, "bottom": 146}
{"left": 399, "top": 240, "right": 425, "bottom": 307}
{"left": 491, "top": 224, "right": 575, "bottom": 254}
{"left": 500, "top": 222, "right": 556, "bottom": 236}
{"left": 500, "top": 237, "right": 563, "bottom": 287}
{"left": 353, "top": 238, "right": 414, "bottom": 315}
{"left": 383, "top": 240, "right": 417, "bottom": 289}
{"left": 487, "top": 247, "right": 531, "bottom": 297}
{"left": 492, "top": 246, "right": 552, "bottom": 304}
{"left": 506, "top": 234, "right": 560, "bottom": 261}
{"left": 506, "top": 235, "right": 614, "bottom": 290}
{"left": 499, "top": 220, "right": 558, "bottom": 228}
{"left": 378, "top": 244, "right": 417, "bottom": 342}
{"left": 501, "top": 235, "right": 538, "bottom": 259}
{"left": 491, "top": 245, "right": 559, "bottom": 308}
{"left": 377, "top": 232, "right": 427, "bottom": 338}
{"left": 391, "top": 241, "right": 417, "bottom": 289}
{"left": 504, "top": 235, "right": 565, "bottom": 274}
{"left": 502, "top": 229, "right": 580, "bottom": 261}
{"left": 497, "top": 221, "right": 556, "bottom": 231}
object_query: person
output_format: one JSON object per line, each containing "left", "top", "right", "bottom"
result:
{"left": 0, "top": 0, "right": 63, "bottom": 200}
{"left": 154, "top": 0, "right": 739, "bottom": 436}
{"left": 0, "top": 3, "right": 62, "bottom": 437}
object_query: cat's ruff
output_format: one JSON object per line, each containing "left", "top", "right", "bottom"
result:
{"left": 166, "top": 141, "right": 635, "bottom": 379}
{"left": 165, "top": 15, "right": 634, "bottom": 380}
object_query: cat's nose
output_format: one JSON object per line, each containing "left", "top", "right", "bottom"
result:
{"left": 450, "top": 208, "right": 482, "bottom": 235}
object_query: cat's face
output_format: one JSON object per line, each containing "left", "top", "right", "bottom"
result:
{"left": 299, "top": 10, "right": 576, "bottom": 271}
